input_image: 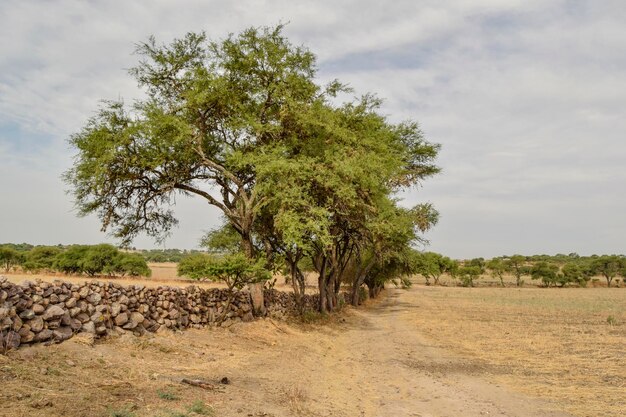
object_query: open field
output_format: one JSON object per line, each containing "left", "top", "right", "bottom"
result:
{"left": 2, "top": 282, "right": 623, "bottom": 417}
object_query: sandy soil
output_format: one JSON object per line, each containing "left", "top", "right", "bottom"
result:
{"left": 0, "top": 285, "right": 589, "bottom": 417}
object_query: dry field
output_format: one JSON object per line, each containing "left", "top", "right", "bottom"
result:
{"left": 0, "top": 277, "right": 623, "bottom": 417}
{"left": 411, "top": 286, "right": 625, "bottom": 417}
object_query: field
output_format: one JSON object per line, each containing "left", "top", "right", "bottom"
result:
{"left": 1, "top": 275, "right": 624, "bottom": 417}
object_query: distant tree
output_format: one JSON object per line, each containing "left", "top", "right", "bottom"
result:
{"left": 486, "top": 258, "right": 507, "bottom": 286}
{"left": 414, "top": 252, "right": 456, "bottom": 286}
{"left": 53, "top": 245, "right": 89, "bottom": 275}
{"left": 530, "top": 261, "right": 559, "bottom": 287}
{"left": 0, "top": 246, "right": 22, "bottom": 272}
{"left": 558, "top": 262, "right": 592, "bottom": 287}
{"left": 455, "top": 265, "right": 482, "bottom": 287}
{"left": 504, "top": 255, "right": 530, "bottom": 287}
{"left": 22, "top": 246, "right": 62, "bottom": 273}
{"left": 113, "top": 253, "right": 152, "bottom": 277}
{"left": 82, "top": 244, "right": 120, "bottom": 276}
{"left": 590, "top": 255, "right": 624, "bottom": 288}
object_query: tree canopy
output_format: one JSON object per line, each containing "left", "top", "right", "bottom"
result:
{"left": 65, "top": 25, "right": 441, "bottom": 311}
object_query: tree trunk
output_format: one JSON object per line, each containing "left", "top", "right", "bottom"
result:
{"left": 318, "top": 258, "right": 327, "bottom": 313}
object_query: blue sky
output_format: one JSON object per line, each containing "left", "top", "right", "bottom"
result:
{"left": 1, "top": 0, "right": 625, "bottom": 258}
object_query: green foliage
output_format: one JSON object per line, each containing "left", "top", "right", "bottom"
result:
{"left": 412, "top": 251, "right": 456, "bottom": 285}
{"left": 558, "top": 262, "right": 592, "bottom": 287}
{"left": 64, "top": 25, "right": 441, "bottom": 312}
{"left": 81, "top": 244, "right": 121, "bottom": 276}
{"left": 53, "top": 245, "right": 89, "bottom": 275}
{"left": 486, "top": 258, "right": 507, "bottom": 286}
{"left": 22, "top": 246, "right": 62, "bottom": 273}
{"left": 530, "top": 261, "right": 560, "bottom": 287}
{"left": 456, "top": 265, "right": 482, "bottom": 287}
{"left": 200, "top": 222, "right": 242, "bottom": 253}
{"left": 114, "top": 253, "right": 152, "bottom": 277}
{"left": 187, "top": 400, "right": 214, "bottom": 415}
{"left": 590, "top": 255, "right": 625, "bottom": 287}
{"left": 503, "top": 255, "right": 530, "bottom": 287}
{"left": 0, "top": 246, "right": 23, "bottom": 272}
{"left": 107, "top": 406, "right": 137, "bottom": 417}
{"left": 157, "top": 390, "right": 179, "bottom": 401}
{"left": 178, "top": 252, "right": 270, "bottom": 291}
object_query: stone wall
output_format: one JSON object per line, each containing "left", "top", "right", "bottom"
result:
{"left": 0, "top": 276, "right": 308, "bottom": 351}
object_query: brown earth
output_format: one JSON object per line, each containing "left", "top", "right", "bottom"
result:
{"left": 4, "top": 282, "right": 621, "bottom": 417}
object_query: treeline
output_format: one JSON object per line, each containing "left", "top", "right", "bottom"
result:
{"left": 411, "top": 252, "right": 626, "bottom": 288}
{"left": 0, "top": 244, "right": 151, "bottom": 277}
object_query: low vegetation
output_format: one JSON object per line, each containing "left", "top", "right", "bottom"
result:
{"left": 0, "top": 243, "right": 150, "bottom": 277}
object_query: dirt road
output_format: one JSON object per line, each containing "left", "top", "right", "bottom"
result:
{"left": 226, "top": 288, "right": 572, "bottom": 417}
{"left": 2, "top": 286, "right": 575, "bottom": 417}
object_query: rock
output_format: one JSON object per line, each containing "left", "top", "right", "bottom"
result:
{"left": 69, "top": 319, "right": 83, "bottom": 331}
{"left": 42, "top": 305, "right": 65, "bottom": 321}
{"left": 129, "top": 312, "right": 144, "bottom": 327}
{"left": 90, "top": 311, "right": 105, "bottom": 324}
{"left": 32, "top": 304, "right": 45, "bottom": 314}
{"left": 81, "top": 321, "right": 96, "bottom": 334}
{"left": 114, "top": 312, "right": 129, "bottom": 326}
{"left": 0, "top": 307, "right": 10, "bottom": 320}
{"left": 19, "top": 330, "right": 35, "bottom": 343}
{"left": 86, "top": 293, "right": 101, "bottom": 304}
{"left": 35, "top": 329, "right": 53, "bottom": 342}
{"left": 53, "top": 327, "right": 73, "bottom": 342}
{"left": 2, "top": 331, "right": 21, "bottom": 350}
{"left": 78, "top": 287, "right": 90, "bottom": 298}
{"left": 65, "top": 298, "right": 77, "bottom": 308}
{"left": 76, "top": 313, "right": 90, "bottom": 323}
{"left": 248, "top": 283, "right": 266, "bottom": 316}
{"left": 95, "top": 323, "right": 107, "bottom": 335}
{"left": 12, "top": 315, "right": 23, "bottom": 331}
{"left": 110, "top": 302, "right": 121, "bottom": 316}
{"left": 28, "top": 317, "right": 44, "bottom": 333}
{"left": 19, "top": 309, "right": 36, "bottom": 320}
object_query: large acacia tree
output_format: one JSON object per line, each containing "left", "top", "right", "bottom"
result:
{"left": 66, "top": 25, "right": 440, "bottom": 311}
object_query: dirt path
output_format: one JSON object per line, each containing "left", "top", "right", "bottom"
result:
{"left": 2, "top": 286, "right": 575, "bottom": 417}
{"left": 232, "top": 288, "right": 572, "bottom": 417}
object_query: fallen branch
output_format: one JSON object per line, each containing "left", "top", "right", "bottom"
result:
{"left": 181, "top": 378, "right": 218, "bottom": 390}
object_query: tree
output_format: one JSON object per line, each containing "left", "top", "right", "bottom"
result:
{"left": 530, "top": 261, "right": 559, "bottom": 287}
{"left": 414, "top": 252, "right": 455, "bottom": 286}
{"left": 113, "top": 253, "right": 152, "bottom": 277}
{"left": 0, "top": 246, "right": 22, "bottom": 272}
{"left": 178, "top": 252, "right": 270, "bottom": 322}
{"left": 504, "top": 255, "right": 529, "bottom": 287}
{"left": 456, "top": 265, "right": 482, "bottom": 287}
{"left": 54, "top": 245, "right": 89, "bottom": 275}
{"left": 558, "top": 262, "right": 592, "bottom": 287}
{"left": 590, "top": 255, "right": 624, "bottom": 288}
{"left": 65, "top": 25, "right": 336, "bottom": 258}
{"left": 486, "top": 258, "right": 507, "bottom": 287}
{"left": 65, "top": 25, "right": 440, "bottom": 312}
{"left": 82, "top": 244, "right": 120, "bottom": 276}
{"left": 22, "top": 246, "right": 62, "bottom": 273}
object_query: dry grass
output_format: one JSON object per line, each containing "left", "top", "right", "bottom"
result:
{"left": 411, "top": 286, "right": 626, "bottom": 417}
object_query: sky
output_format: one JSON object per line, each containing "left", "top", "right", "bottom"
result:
{"left": 1, "top": 0, "right": 625, "bottom": 259}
